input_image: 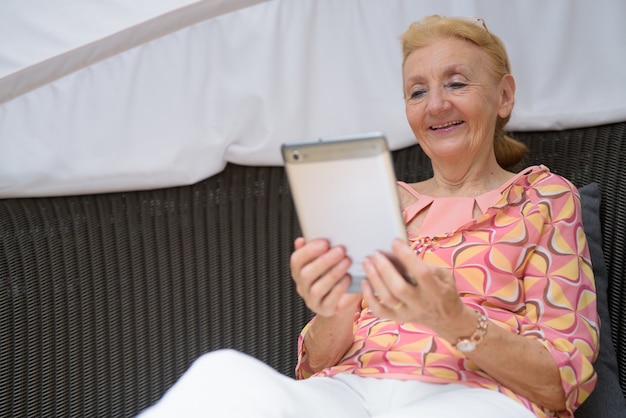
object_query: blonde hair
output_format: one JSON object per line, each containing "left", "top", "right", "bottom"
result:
{"left": 401, "top": 15, "right": 526, "bottom": 168}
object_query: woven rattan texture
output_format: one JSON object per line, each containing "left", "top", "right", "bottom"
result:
{"left": 0, "top": 167, "right": 307, "bottom": 417}
{"left": 1, "top": 122, "right": 625, "bottom": 417}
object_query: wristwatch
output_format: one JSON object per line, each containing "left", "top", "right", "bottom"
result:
{"left": 453, "top": 310, "right": 489, "bottom": 354}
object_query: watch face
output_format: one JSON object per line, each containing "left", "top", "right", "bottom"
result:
{"left": 456, "top": 340, "right": 476, "bottom": 353}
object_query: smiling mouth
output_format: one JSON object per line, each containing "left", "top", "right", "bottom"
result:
{"left": 431, "top": 120, "right": 463, "bottom": 130}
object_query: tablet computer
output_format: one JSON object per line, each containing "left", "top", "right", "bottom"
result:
{"left": 281, "top": 132, "right": 407, "bottom": 293}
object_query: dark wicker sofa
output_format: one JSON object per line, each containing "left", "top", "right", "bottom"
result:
{"left": 2, "top": 121, "right": 625, "bottom": 417}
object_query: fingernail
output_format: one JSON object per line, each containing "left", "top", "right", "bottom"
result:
{"left": 362, "top": 257, "right": 372, "bottom": 269}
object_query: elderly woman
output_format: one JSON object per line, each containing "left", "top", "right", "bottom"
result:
{"left": 138, "top": 15, "right": 598, "bottom": 418}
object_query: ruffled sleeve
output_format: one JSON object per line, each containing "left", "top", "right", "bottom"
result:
{"left": 515, "top": 170, "right": 599, "bottom": 415}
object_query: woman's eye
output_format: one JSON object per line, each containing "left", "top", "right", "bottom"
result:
{"left": 409, "top": 89, "right": 426, "bottom": 99}
{"left": 448, "top": 82, "right": 467, "bottom": 90}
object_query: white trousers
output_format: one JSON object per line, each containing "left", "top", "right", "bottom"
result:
{"left": 137, "top": 349, "right": 535, "bottom": 418}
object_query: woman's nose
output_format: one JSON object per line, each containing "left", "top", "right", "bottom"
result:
{"left": 425, "top": 90, "right": 451, "bottom": 114}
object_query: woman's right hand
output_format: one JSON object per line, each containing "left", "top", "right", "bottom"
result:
{"left": 292, "top": 237, "right": 361, "bottom": 373}
{"left": 290, "top": 237, "right": 362, "bottom": 317}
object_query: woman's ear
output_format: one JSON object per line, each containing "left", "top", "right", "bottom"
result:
{"left": 498, "top": 74, "right": 516, "bottom": 118}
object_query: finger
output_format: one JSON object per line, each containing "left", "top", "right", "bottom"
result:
{"left": 290, "top": 239, "right": 331, "bottom": 281}
{"left": 391, "top": 300, "right": 405, "bottom": 310}
{"left": 362, "top": 256, "right": 393, "bottom": 303}
{"left": 300, "top": 245, "right": 350, "bottom": 286}
{"left": 297, "top": 247, "right": 352, "bottom": 313}
{"left": 317, "top": 291, "right": 363, "bottom": 319}
{"left": 314, "top": 272, "right": 352, "bottom": 314}
{"left": 361, "top": 278, "right": 384, "bottom": 310}
{"left": 391, "top": 239, "right": 433, "bottom": 287}
{"left": 362, "top": 279, "right": 404, "bottom": 317}
{"left": 369, "top": 250, "right": 414, "bottom": 296}
{"left": 391, "top": 238, "right": 420, "bottom": 271}
{"left": 362, "top": 257, "right": 406, "bottom": 309}
{"left": 308, "top": 256, "right": 351, "bottom": 300}
{"left": 294, "top": 236, "right": 306, "bottom": 250}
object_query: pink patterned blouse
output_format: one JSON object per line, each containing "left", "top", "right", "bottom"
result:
{"left": 295, "top": 166, "right": 599, "bottom": 418}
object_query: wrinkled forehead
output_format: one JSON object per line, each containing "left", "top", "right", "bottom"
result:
{"left": 402, "top": 37, "right": 496, "bottom": 80}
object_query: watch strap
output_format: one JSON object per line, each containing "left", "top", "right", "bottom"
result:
{"left": 453, "top": 310, "right": 489, "bottom": 353}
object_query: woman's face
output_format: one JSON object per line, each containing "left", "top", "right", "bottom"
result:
{"left": 403, "top": 37, "right": 514, "bottom": 165}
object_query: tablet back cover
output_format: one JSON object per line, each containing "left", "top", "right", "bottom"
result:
{"left": 282, "top": 132, "right": 407, "bottom": 292}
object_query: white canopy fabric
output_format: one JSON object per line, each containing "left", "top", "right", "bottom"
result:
{"left": 1, "top": 0, "right": 625, "bottom": 198}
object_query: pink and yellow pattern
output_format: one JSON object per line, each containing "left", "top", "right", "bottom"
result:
{"left": 296, "top": 166, "right": 599, "bottom": 418}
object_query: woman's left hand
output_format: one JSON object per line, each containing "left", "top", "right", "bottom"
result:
{"left": 361, "top": 239, "right": 469, "bottom": 338}
{"left": 362, "top": 239, "right": 566, "bottom": 411}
